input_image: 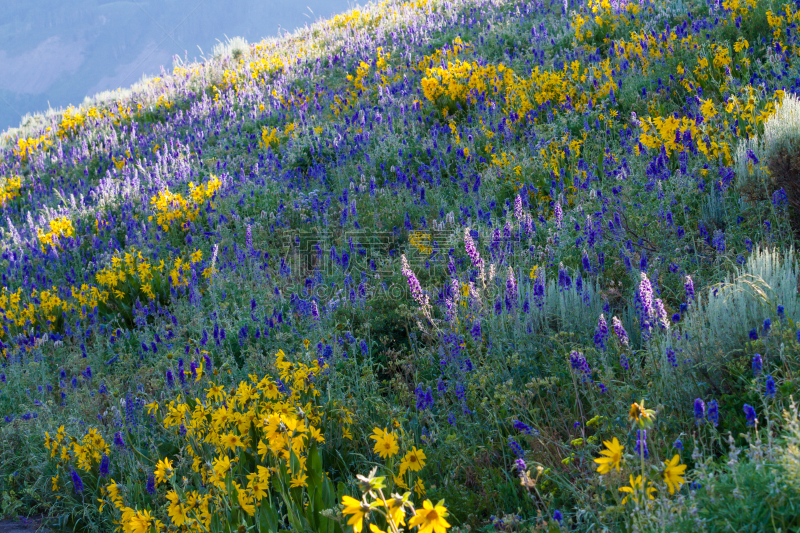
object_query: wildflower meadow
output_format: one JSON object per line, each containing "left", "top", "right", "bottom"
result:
{"left": 2, "top": 0, "right": 800, "bottom": 530}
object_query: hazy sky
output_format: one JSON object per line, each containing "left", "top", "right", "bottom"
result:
{"left": 0, "top": 0, "right": 354, "bottom": 133}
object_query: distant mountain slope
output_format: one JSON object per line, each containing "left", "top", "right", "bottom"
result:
{"left": 0, "top": 0, "right": 351, "bottom": 133}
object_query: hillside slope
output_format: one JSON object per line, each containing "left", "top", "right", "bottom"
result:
{"left": 1, "top": 0, "right": 800, "bottom": 531}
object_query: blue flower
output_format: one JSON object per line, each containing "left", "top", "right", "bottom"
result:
{"left": 743, "top": 404, "right": 757, "bottom": 426}
{"left": 508, "top": 436, "right": 524, "bottom": 458}
{"left": 752, "top": 354, "right": 763, "bottom": 377}
{"left": 673, "top": 439, "right": 683, "bottom": 450}
{"left": 553, "top": 510, "right": 563, "bottom": 524}
{"left": 707, "top": 400, "right": 719, "bottom": 427}
{"left": 70, "top": 470, "right": 84, "bottom": 494}
{"left": 694, "top": 398, "right": 705, "bottom": 424}
{"left": 749, "top": 329, "right": 758, "bottom": 341}
{"left": 765, "top": 375, "right": 776, "bottom": 397}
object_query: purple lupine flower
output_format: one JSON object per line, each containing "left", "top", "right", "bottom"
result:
{"left": 765, "top": 375, "right": 776, "bottom": 397}
{"left": 743, "top": 404, "right": 757, "bottom": 426}
{"left": 635, "top": 430, "right": 649, "bottom": 459}
{"left": 401, "top": 255, "right": 429, "bottom": 310}
{"left": 514, "top": 457, "right": 527, "bottom": 473}
{"left": 113, "top": 431, "right": 126, "bottom": 449}
{"left": 246, "top": 224, "right": 252, "bottom": 250}
{"left": 514, "top": 194, "right": 524, "bottom": 224}
{"left": 684, "top": 275, "right": 695, "bottom": 302}
{"left": 612, "top": 316, "right": 629, "bottom": 347}
{"left": 712, "top": 229, "right": 725, "bottom": 252}
{"left": 763, "top": 318, "right": 771, "bottom": 334}
{"left": 554, "top": 202, "right": 563, "bottom": 229}
{"left": 464, "top": 227, "right": 483, "bottom": 267}
{"left": 569, "top": 351, "right": 592, "bottom": 382}
{"left": 506, "top": 267, "right": 518, "bottom": 301}
{"left": 146, "top": 475, "right": 156, "bottom": 495}
{"left": 166, "top": 369, "right": 175, "bottom": 388}
{"left": 694, "top": 398, "right": 705, "bottom": 424}
{"left": 70, "top": 470, "right": 84, "bottom": 494}
{"left": 749, "top": 328, "right": 759, "bottom": 341}
{"left": 470, "top": 320, "right": 482, "bottom": 341}
{"left": 752, "top": 354, "right": 763, "bottom": 376}
{"left": 594, "top": 314, "right": 608, "bottom": 350}
{"left": 667, "top": 346, "right": 678, "bottom": 367}
{"left": 99, "top": 454, "right": 109, "bottom": 477}
{"left": 553, "top": 510, "right": 563, "bottom": 524}
{"left": 654, "top": 298, "right": 669, "bottom": 330}
{"left": 311, "top": 300, "right": 320, "bottom": 319}
{"left": 638, "top": 272, "right": 655, "bottom": 332}
{"left": 707, "top": 399, "right": 719, "bottom": 427}
{"left": 508, "top": 436, "right": 524, "bottom": 458}
{"left": 778, "top": 305, "right": 785, "bottom": 319}
{"left": 513, "top": 420, "right": 536, "bottom": 435}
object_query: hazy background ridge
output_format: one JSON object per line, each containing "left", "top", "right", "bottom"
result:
{"left": 0, "top": 0, "right": 353, "bottom": 133}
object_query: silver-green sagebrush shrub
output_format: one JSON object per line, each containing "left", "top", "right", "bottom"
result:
{"left": 652, "top": 247, "right": 798, "bottom": 403}
{"left": 736, "top": 93, "right": 800, "bottom": 205}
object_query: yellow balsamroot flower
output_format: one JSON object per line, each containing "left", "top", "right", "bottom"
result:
{"left": 126, "top": 509, "right": 155, "bottom": 533}
{"left": 619, "top": 475, "right": 656, "bottom": 504}
{"left": 381, "top": 493, "right": 409, "bottom": 527}
{"left": 663, "top": 454, "right": 687, "bottom": 494}
{"left": 370, "top": 427, "right": 400, "bottom": 459}
{"left": 220, "top": 432, "right": 245, "bottom": 451}
{"left": 154, "top": 457, "right": 173, "bottom": 485}
{"left": 342, "top": 495, "right": 371, "bottom": 533}
{"left": 408, "top": 499, "right": 451, "bottom": 533}
{"left": 290, "top": 471, "right": 309, "bottom": 488}
{"left": 628, "top": 401, "right": 656, "bottom": 428}
{"left": 166, "top": 491, "right": 188, "bottom": 526}
{"left": 594, "top": 437, "right": 624, "bottom": 474}
{"left": 399, "top": 446, "right": 427, "bottom": 475}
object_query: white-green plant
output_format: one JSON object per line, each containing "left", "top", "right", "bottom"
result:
{"left": 652, "top": 247, "right": 799, "bottom": 405}
{"left": 212, "top": 36, "right": 250, "bottom": 60}
{"left": 735, "top": 92, "right": 800, "bottom": 193}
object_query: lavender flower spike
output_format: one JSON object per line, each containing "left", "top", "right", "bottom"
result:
{"left": 401, "top": 254, "right": 431, "bottom": 320}
{"left": 612, "top": 316, "right": 629, "bottom": 347}
{"left": 685, "top": 275, "right": 695, "bottom": 302}
{"left": 464, "top": 227, "right": 483, "bottom": 267}
{"left": 506, "top": 267, "right": 518, "bottom": 300}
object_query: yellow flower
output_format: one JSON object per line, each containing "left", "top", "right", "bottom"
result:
{"left": 381, "top": 493, "right": 408, "bottom": 527}
{"left": 166, "top": 491, "right": 188, "bottom": 526}
{"left": 127, "top": 509, "right": 154, "bottom": 533}
{"left": 154, "top": 457, "right": 173, "bottom": 485}
{"left": 370, "top": 428, "right": 399, "bottom": 459}
{"left": 594, "top": 437, "right": 624, "bottom": 474}
{"left": 51, "top": 475, "right": 59, "bottom": 492}
{"left": 619, "top": 475, "right": 656, "bottom": 504}
{"left": 663, "top": 454, "right": 687, "bottom": 494}
{"left": 212, "top": 455, "right": 232, "bottom": 479}
{"left": 399, "top": 446, "right": 426, "bottom": 475}
{"left": 342, "top": 495, "right": 370, "bottom": 533}
{"left": 144, "top": 402, "right": 159, "bottom": 415}
{"left": 220, "top": 432, "right": 245, "bottom": 451}
{"left": 290, "top": 471, "right": 308, "bottom": 488}
{"left": 628, "top": 401, "right": 656, "bottom": 428}
{"left": 408, "top": 499, "right": 451, "bottom": 533}
{"left": 415, "top": 478, "right": 426, "bottom": 498}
